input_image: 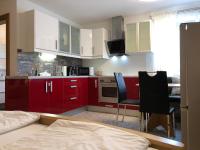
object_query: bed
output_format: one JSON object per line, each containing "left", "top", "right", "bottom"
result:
{"left": 0, "top": 111, "right": 184, "bottom": 150}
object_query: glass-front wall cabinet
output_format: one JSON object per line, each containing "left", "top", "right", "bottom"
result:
{"left": 71, "top": 26, "right": 80, "bottom": 55}
{"left": 59, "top": 22, "right": 70, "bottom": 53}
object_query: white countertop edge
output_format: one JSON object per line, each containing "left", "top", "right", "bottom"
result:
{"left": 6, "top": 75, "right": 138, "bottom": 79}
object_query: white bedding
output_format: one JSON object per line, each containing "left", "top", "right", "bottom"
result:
{"left": 0, "top": 123, "right": 47, "bottom": 146}
{"left": 0, "top": 119, "right": 150, "bottom": 150}
{"left": 0, "top": 111, "right": 40, "bottom": 135}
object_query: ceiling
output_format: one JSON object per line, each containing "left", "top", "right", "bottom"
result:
{"left": 30, "top": 0, "right": 200, "bottom": 24}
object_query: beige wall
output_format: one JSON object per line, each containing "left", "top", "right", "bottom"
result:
{"left": 0, "top": 0, "right": 17, "bottom": 75}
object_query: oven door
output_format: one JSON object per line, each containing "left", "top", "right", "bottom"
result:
{"left": 99, "top": 83, "right": 118, "bottom": 103}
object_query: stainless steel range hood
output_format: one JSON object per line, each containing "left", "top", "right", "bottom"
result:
{"left": 107, "top": 16, "right": 126, "bottom": 56}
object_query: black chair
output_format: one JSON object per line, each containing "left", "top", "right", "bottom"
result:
{"left": 138, "top": 71, "right": 175, "bottom": 137}
{"left": 168, "top": 77, "right": 181, "bottom": 122}
{"left": 114, "top": 72, "right": 140, "bottom": 122}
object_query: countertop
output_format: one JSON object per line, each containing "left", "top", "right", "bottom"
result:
{"left": 6, "top": 75, "right": 138, "bottom": 79}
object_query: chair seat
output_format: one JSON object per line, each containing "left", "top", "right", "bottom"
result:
{"left": 119, "top": 99, "right": 140, "bottom": 105}
{"left": 169, "top": 95, "right": 181, "bottom": 103}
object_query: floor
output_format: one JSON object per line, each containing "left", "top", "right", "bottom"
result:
{"left": 62, "top": 108, "right": 182, "bottom": 142}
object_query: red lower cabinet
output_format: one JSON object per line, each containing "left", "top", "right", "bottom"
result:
{"left": 29, "top": 79, "right": 63, "bottom": 114}
{"left": 6, "top": 79, "right": 29, "bottom": 111}
{"left": 79, "top": 78, "right": 89, "bottom": 106}
{"left": 6, "top": 79, "right": 63, "bottom": 114}
{"left": 88, "top": 78, "right": 99, "bottom": 105}
{"left": 29, "top": 79, "right": 49, "bottom": 113}
{"left": 62, "top": 78, "right": 81, "bottom": 111}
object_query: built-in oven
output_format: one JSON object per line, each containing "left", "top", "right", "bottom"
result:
{"left": 98, "top": 77, "right": 118, "bottom": 103}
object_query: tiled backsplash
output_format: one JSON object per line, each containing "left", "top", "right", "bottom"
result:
{"left": 17, "top": 52, "right": 82, "bottom": 76}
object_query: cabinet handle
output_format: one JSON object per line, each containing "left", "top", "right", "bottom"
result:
{"left": 92, "top": 46, "right": 95, "bottom": 55}
{"left": 70, "top": 80, "right": 77, "bottom": 82}
{"left": 50, "top": 81, "right": 53, "bottom": 93}
{"left": 45, "top": 81, "right": 48, "bottom": 93}
{"left": 94, "top": 79, "right": 97, "bottom": 88}
{"left": 55, "top": 40, "right": 58, "bottom": 50}
{"left": 69, "top": 97, "right": 77, "bottom": 101}
{"left": 81, "top": 46, "right": 83, "bottom": 55}
{"left": 70, "top": 85, "right": 77, "bottom": 88}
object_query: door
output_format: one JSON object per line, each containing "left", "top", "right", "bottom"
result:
{"left": 35, "top": 10, "right": 58, "bottom": 52}
{"left": 139, "top": 22, "right": 151, "bottom": 52}
{"left": 59, "top": 22, "right": 70, "bottom": 53}
{"left": 180, "top": 23, "right": 200, "bottom": 150}
{"left": 126, "top": 23, "right": 137, "bottom": 53}
{"left": 88, "top": 78, "right": 98, "bottom": 105}
{"left": 29, "top": 79, "right": 49, "bottom": 112}
{"left": 71, "top": 26, "right": 80, "bottom": 55}
{"left": 92, "top": 29, "right": 103, "bottom": 57}
{"left": 80, "top": 29, "right": 93, "bottom": 56}
{"left": 79, "top": 78, "right": 89, "bottom": 106}
{"left": 48, "top": 79, "right": 63, "bottom": 114}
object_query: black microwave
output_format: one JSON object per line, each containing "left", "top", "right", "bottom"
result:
{"left": 78, "top": 67, "right": 90, "bottom": 76}
{"left": 67, "top": 66, "right": 89, "bottom": 76}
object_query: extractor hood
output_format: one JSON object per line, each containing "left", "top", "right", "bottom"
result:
{"left": 107, "top": 16, "right": 126, "bottom": 56}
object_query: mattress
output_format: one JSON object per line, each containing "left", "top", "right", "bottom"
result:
{"left": 0, "top": 119, "right": 158, "bottom": 150}
{"left": 0, "top": 123, "right": 47, "bottom": 146}
{"left": 0, "top": 123, "right": 157, "bottom": 150}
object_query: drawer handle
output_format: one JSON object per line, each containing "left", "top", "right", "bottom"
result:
{"left": 70, "top": 85, "right": 77, "bottom": 88}
{"left": 70, "top": 97, "right": 77, "bottom": 101}
{"left": 70, "top": 80, "right": 77, "bottom": 82}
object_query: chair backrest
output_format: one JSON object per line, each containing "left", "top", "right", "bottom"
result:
{"left": 138, "top": 71, "right": 169, "bottom": 114}
{"left": 167, "top": 77, "right": 173, "bottom": 95}
{"left": 114, "top": 72, "right": 127, "bottom": 103}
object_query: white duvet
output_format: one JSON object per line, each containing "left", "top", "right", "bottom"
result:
{"left": 0, "top": 119, "right": 150, "bottom": 150}
{"left": 0, "top": 111, "right": 40, "bottom": 135}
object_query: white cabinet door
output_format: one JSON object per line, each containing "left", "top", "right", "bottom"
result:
{"left": 80, "top": 29, "right": 93, "bottom": 57}
{"left": 139, "top": 22, "right": 151, "bottom": 52}
{"left": 92, "top": 28, "right": 109, "bottom": 58}
{"left": 125, "top": 21, "right": 151, "bottom": 53}
{"left": 92, "top": 29, "right": 103, "bottom": 57}
{"left": 35, "top": 11, "right": 58, "bottom": 52}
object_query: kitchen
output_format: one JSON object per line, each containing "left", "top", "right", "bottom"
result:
{"left": 1, "top": 0, "right": 200, "bottom": 149}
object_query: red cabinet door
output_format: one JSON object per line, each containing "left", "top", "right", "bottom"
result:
{"left": 88, "top": 78, "right": 99, "bottom": 105}
{"left": 48, "top": 79, "right": 63, "bottom": 114}
{"left": 6, "top": 79, "right": 29, "bottom": 111}
{"left": 29, "top": 79, "right": 49, "bottom": 113}
{"left": 79, "top": 78, "right": 89, "bottom": 106}
{"left": 124, "top": 77, "right": 139, "bottom": 99}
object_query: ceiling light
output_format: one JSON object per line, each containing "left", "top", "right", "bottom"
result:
{"left": 111, "top": 56, "right": 118, "bottom": 62}
{"left": 121, "top": 55, "right": 128, "bottom": 61}
{"left": 139, "top": 0, "right": 157, "bottom": 2}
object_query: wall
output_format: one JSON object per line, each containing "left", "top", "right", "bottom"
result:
{"left": 0, "top": 0, "right": 17, "bottom": 76}
{"left": 18, "top": 52, "right": 82, "bottom": 76}
{"left": 83, "top": 53, "right": 153, "bottom": 76}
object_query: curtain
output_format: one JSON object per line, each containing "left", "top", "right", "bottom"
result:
{"left": 151, "top": 9, "right": 200, "bottom": 77}
{"left": 151, "top": 12, "right": 180, "bottom": 77}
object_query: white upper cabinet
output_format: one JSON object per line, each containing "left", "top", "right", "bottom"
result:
{"left": 18, "top": 10, "right": 58, "bottom": 54}
{"left": 126, "top": 21, "right": 151, "bottom": 53}
{"left": 80, "top": 28, "right": 109, "bottom": 59}
{"left": 80, "top": 29, "right": 93, "bottom": 57}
